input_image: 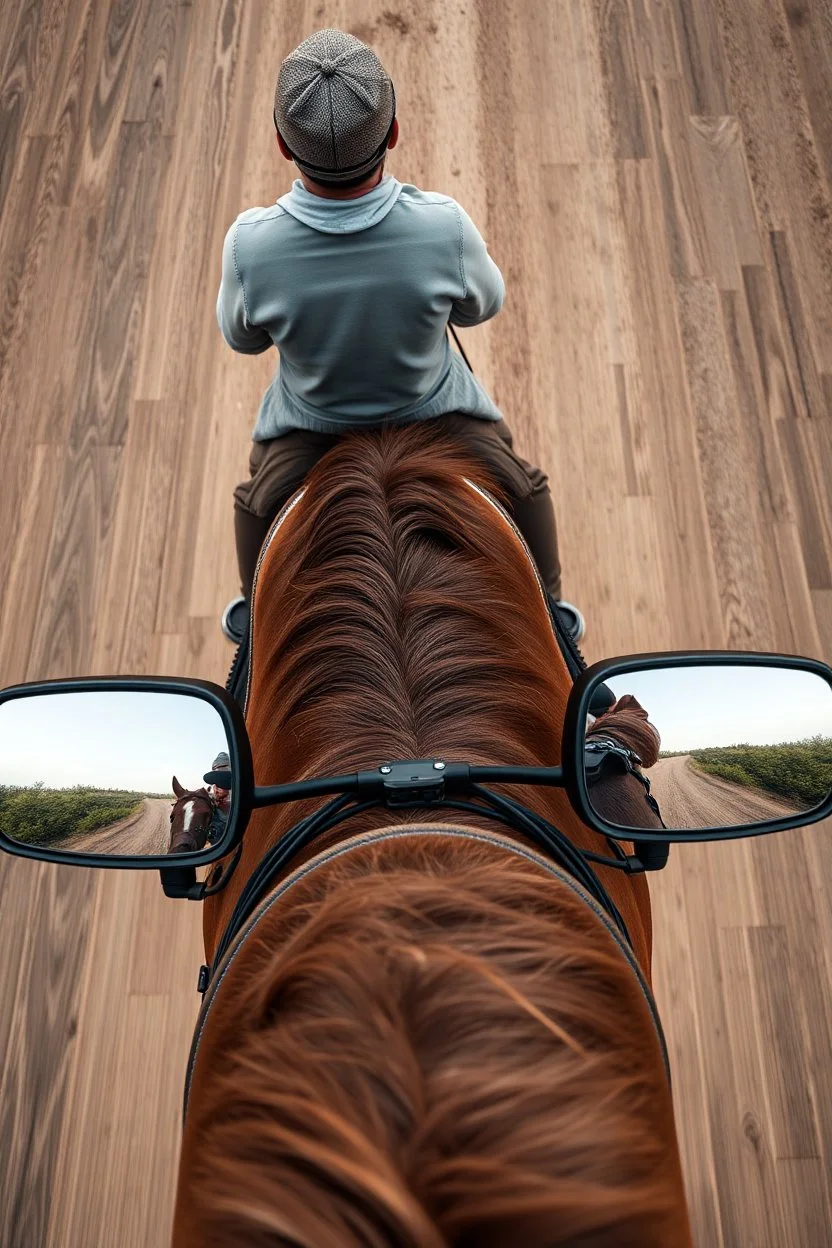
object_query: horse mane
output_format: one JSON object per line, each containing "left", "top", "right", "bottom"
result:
{"left": 231, "top": 426, "right": 576, "bottom": 871}
{"left": 587, "top": 696, "right": 665, "bottom": 829}
{"left": 185, "top": 426, "right": 688, "bottom": 1244}
{"left": 250, "top": 426, "right": 562, "bottom": 765}
{"left": 182, "top": 840, "right": 688, "bottom": 1245}
{"left": 589, "top": 695, "right": 662, "bottom": 767}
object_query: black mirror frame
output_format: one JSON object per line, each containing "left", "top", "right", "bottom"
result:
{"left": 0, "top": 676, "right": 253, "bottom": 869}
{"left": 562, "top": 650, "right": 832, "bottom": 844}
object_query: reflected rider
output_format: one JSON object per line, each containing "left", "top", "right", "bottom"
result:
{"left": 207, "top": 751, "right": 232, "bottom": 846}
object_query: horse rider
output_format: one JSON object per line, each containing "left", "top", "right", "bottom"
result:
{"left": 207, "top": 752, "right": 232, "bottom": 845}
{"left": 217, "top": 26, "right": 586, "bottom": 646}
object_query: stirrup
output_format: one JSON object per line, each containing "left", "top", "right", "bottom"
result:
{"left": 221, "top": 596, "right": 248, "bottom": 645}
{"left": 553, "top": 599, "right": 586, "bottom": 644}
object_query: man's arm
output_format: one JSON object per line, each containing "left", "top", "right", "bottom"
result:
{"left": 216, "top": 221, "right": 273, "bottom": 355}
{"left": 449, "top": 205, "right": 505, "bottom": 328}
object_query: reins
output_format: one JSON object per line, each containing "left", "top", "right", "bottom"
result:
{"left": 208, "top": 779, "right": 636, "bottom": 977}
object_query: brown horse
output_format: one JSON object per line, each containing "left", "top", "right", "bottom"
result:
{"left": 173, "top": 427, "right": 691, "bottom": 1245}
{"left": 168, "top": 778, "right": 215, "bottom": 854}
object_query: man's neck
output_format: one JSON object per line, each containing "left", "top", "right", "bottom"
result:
{"left": 298, "top": 165, "right": 385, "bottom": 200}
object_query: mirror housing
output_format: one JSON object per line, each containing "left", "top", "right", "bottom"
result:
{"left": 564, "top": 651, "right": 832, "bottom": 843}
{"left": 0, "top": 677, "right": 253, "bottom": 870}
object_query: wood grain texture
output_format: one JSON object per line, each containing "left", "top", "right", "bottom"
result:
{"left": 783, "top": 0, "right": 832, "bottom": 205}
{"left": 1, "top": 1, "right": 831, "bottom": 1244}
{"left": 716, "top": 0, "right": 832, "bottom": 367}
{"left": 0, "top": 0, "right": 46, "bottom": 222}
{"left": 0, "top": 862, "right": 97, "bottom": 1248}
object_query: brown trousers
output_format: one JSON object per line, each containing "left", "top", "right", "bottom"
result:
{"left": 233, "top": 415, "right": 562, "bottom": 602}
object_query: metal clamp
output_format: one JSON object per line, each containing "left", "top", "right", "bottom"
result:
{"left": 357, "top": 760, "right": 447, "bottom": 807}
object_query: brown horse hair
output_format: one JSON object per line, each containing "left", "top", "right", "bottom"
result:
{"left": 168, "top": 785, "right": 213, "bottom": 854}
{"left": 229, "top": 425, "right": 582, "bottom": 889}
{"left": 587, "top": 696, "right": 666, "bottom": 829}
{"left": 188, "top": 843, "right": 686, "bottom": 1245}
{"left": 188, "top": 426, "right": 689, "bottom": 1244}
{"left": 589, "top": 695, "right": 662, "bottom": 768}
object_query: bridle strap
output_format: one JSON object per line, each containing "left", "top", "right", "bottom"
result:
{"left": 183, "top": 825, "right": 669, "bottom": 1120}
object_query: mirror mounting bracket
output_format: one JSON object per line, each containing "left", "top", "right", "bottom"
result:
{"left": 584, "top": 847, "right": 667, "bottom": 875}
{"left": 631, "top": 840, "right": 670, "bottom": 872}
{"left": 160, "top": 866, "right": 204, "bottom": 900}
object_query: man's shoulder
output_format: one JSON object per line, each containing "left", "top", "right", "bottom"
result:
{"left": 229, "top": 202, "right": 291, "bottom": 238}
{"left": 391, "top": 185, "right": 468, "bottom": 240}
{"left": 233, "top": 202, "right": 288, "bottom": 227}
{"left": 231, "top": 203, "right": 296, "bottom": 243}
{"left": 229, "top": 203, "right": 296, "bottom": 268}
{"left": 395, "top": 184, "right": 461, "bottom": 214}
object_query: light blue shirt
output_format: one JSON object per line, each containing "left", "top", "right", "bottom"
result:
{"left": 217, "top": 177, "right": 505, "bottom": 439}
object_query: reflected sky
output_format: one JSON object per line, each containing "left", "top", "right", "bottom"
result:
{"left": 606, "top": 665, "right": 832, "bottom": 751}
{"left": 0, "top": 691, "right": 229, "bottom": 792}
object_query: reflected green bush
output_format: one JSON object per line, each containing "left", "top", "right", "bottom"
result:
{"left": 688, "top": 736, "right": 832, "bottom": 808}
{"left": 0, "top": 783, "right": 148, "bottom": 846}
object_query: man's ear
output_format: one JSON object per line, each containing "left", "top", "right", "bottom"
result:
{"left": 387, "top": 117, "right": 399, "bottom": 151}
{"left": 276, "top": 130, "right": 293, "bottom": 161}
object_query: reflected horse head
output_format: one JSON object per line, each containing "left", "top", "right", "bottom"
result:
{"left": 168, "top": 777, "right": 214, "bottom": 854}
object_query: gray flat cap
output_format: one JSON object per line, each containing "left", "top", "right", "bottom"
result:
{"left": 274, "top": 28, "right": 395, "bottom": 183}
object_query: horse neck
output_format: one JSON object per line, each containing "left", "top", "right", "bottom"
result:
{"left": 202, "top": 430, "right": 653, "bottom": 968}
{"left": 178, "top": 834, "right": 689, "bottom": 1247}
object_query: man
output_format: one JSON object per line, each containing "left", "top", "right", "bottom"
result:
{"left": 207, "top": 751, "right": 232, "bottom": 846}
{"left": 217, "top": 27, "right": 585, "bottom": 646}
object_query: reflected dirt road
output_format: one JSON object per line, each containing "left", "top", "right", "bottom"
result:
{"left": 649, "top": 755, "right": 805, "bottom": 828}
{"left": 68, "top": 797, "right": 172, "bottom": 855}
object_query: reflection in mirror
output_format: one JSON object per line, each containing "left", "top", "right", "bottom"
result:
{"left": 585, "top": 665, "right": 832, "bottom": 832}
{"left": 0, "top": 691, "right": 232, "bottom": 857}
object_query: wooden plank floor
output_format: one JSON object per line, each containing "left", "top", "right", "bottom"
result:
{"left": 1, "top": 1, "right": 830, "bottom": 1244}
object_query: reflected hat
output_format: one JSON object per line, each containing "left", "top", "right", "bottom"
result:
{"left": 274, "top": 28, "right": 395, "bottom": 183}
{"left": 212, "top": 752, "right": 231, "bottom": 771}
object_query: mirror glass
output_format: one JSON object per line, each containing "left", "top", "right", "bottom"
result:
{"left": 0, "top": 691, "right": 233, "bottom": 857}
{"left": 585, "top": 664, "right": 832, "bottom": 831}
